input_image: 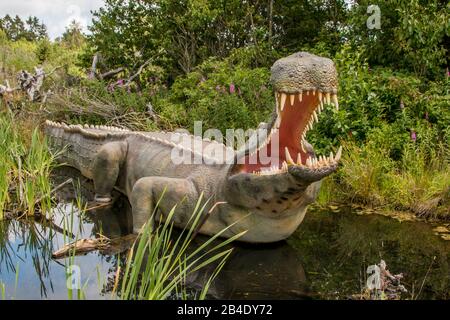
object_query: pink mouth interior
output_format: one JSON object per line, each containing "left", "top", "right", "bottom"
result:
{"left": 239, "top": 93, "right": 319, "bottom": 174}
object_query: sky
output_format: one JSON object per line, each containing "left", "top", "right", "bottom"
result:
{"left": 0, "top": 0, "right": 105, "bottom": 39}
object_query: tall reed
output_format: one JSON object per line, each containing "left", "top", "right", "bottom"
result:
{"left": 0, "top": 113, "right": 58, "bottom": 218}
{"left": 117, "top": 193, "right": 246, "bottom": 300}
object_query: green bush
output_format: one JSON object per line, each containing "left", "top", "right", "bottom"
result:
{"left": 154, "top": 49, "right": 274, "bottom": 134}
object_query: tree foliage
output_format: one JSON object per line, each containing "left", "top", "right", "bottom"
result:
{"left": 0, "top": 15, "right": 48, "bottom": 41}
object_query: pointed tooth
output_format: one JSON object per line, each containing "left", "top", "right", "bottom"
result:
{"left": 301, "top": 141, "right": 306, "bottom": 153}
{"left": 275, "top": 116, "right": 281, "bottom": 128}
{"left": 329, "top": 151, "right": 334, "bottom": 163}
{"left": 326, "top": 92, "right": 331, "bottom": 105}
{"left": 306, "top": 158, "right": 312, "bottom": 167}
{"left": 318, "top": 91, "right": 322, "bottom": 102}
{"left": 306, "top": 90, "right": 309, "bottom": 96}
{"left": 332, "top": 94, "right": 339, "bottom": 110}
{"left": 335, "top": 146, "right": 342, "bottom": 161}
{"left": 289, "top": 94, "right": 295, "bottom": 106}
{"left": 285, "top": 147, "right": 294, "bottom": 164}
{"left": 312, "top": 90, "right": 316, "bottom": 96}
{"left": 297, "top": 153, "right": 302, "bottom": 165}
{"left": 280, "top": 93, "right": 287, "bottom": 111}
{"left": 313, "top": 110, "right": 319, "bottom": 123}
{"left": 282, "top": 161, "right": 288, "bottom": 170}
{"left": 275, "top": 93, "right": 280, "bottom": 114}
{"left": 298, "top": 91, "right": 302, "bottom": 102}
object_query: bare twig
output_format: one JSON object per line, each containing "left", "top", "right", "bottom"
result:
{"left": 100, "top": 67, "right": 124, "bottom": 80}
{"left": 46, "top": 65, "right": 63, "bottom": 77}
{"left": 124, "top": 58, "right": 151, "bottom": 87}
{"left": 34, "top": 178, "right": 73, "bottom": 206}
{"left": 415, "top": 256, "right": 436, "bottom": 299}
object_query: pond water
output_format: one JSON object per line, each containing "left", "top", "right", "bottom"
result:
{"left": 0, "top": 169, "right": 449, "bottom": 300}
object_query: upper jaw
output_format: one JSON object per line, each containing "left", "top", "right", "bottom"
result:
{"left": 270, "top": 51, "right": 338, "bottom": 95}
{"left": 231, "top": 51, "right": 341, "bottom": 181}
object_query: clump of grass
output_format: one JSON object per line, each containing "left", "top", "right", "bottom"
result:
{"left": 0, "top": 113, "right": 58, "bottom": 219}
{"left": 319, "top": 138, "right": 450, "bottom": 218}
{"left": 117, "top": 193, "right": 245, "bottom": 300}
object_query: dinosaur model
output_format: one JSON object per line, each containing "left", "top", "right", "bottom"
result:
{"left": 45, "top": 52, "right": 341, "bottom": 243}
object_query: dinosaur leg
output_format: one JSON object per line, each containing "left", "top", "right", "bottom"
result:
{"left": 92, "top": 141, "right": 127, "bottom": 203}
{"left": 130, "top": 177, "right": 198, "bottom": 234}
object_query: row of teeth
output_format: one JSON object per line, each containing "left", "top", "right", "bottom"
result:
{"left": 275, "top": 90, "right": 339, "bottom": 115}
{"left": 275, "top": 90, "right": 339, "bottom": 153}
{"left": 253, "top": 146, "right": 342, "bottom": 175}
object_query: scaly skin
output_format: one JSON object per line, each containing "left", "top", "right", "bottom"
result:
{"left": 45, "top": 52, "right": 341, "bottom": 243}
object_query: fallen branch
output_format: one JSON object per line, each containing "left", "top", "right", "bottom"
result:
{"left": 52, "top": 233, "right": 137, "bottom": 259}
{"left": 100, "top": 67, "right": 124, "bottom": 80}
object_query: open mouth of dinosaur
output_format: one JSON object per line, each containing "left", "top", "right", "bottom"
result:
{"left": 237, "top": 90, "right": 342, "bottom": 176}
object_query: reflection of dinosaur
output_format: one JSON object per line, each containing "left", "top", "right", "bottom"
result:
{"left": 45, "top": 52, "right": 341, "bottom": 243}
{"left": 186, "top": 241, "right": 311, "bottom": 299}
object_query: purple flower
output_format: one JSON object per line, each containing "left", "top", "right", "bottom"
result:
{"left": 410, "top": 130, "right": 417, "bottom": 142}
{"left": 229, "top": 83, "right": 235, "bottom": 94}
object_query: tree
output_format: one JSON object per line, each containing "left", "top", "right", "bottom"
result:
{"left": 0, "top": 14, "right": 47, "bottom": 41}
{"left": 85, "top": 0, "right": 350, "bottom": 80}
{"left": 345, "top": 0, "right": 449, "bottom": 78}
{"left": 24, "top": 16, "right": 48, "bottom": 41}
{"left": 61, "top": 20, "right": 86, "bottom": 48}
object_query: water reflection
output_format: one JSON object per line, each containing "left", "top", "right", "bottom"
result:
{"left": 0, "top": 168, "right": 448, "bottom": 299}
{"left": 288, "top": 210, "right": 450, "bottom": 299}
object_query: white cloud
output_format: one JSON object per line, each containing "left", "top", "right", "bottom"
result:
{"left": 0, "top": 0, "right": 105, "bottom": 39}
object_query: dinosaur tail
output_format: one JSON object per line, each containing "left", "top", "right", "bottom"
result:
{"left": 44, "top": 120, "right": 129, "bottom": 178}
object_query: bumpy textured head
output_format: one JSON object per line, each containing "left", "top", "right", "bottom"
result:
{"left": 227, "top": 52, "right": 341, "bottom": 220}
{"left": 270, "top": 52, "right": 338, "bottom": 94}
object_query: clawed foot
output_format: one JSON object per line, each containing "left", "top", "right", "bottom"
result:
{"left": 94, "top": 194, "right": 113, "bottom": 203}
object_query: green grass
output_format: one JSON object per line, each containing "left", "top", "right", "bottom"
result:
{"left": 0, "top": 112, "right": 58, "bottom": 219}
{"left": 318, "top": 139, "right": 450, "bottom": 218}
{"left": 117, "top": 193, "right": 246, "bottom": 300}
